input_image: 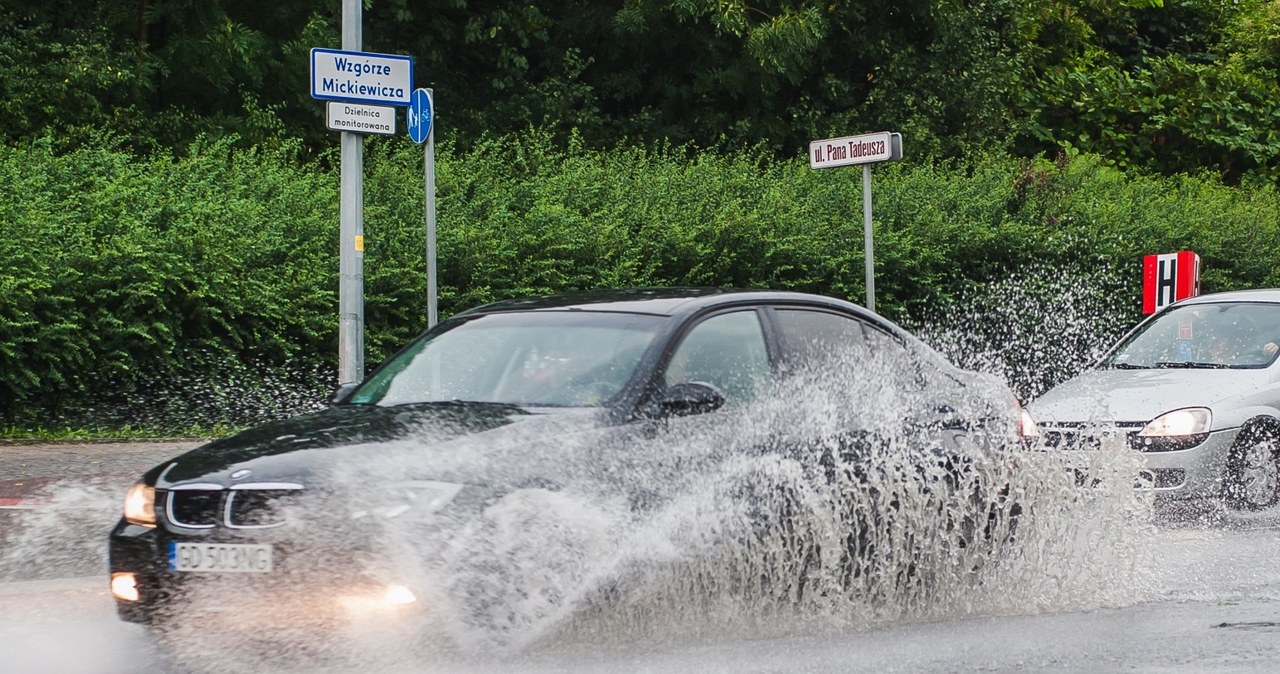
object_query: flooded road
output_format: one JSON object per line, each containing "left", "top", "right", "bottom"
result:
{"left": 3, "top": 442, "right": 1280, "bottom": 673}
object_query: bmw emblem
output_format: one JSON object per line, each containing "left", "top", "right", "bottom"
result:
{"left": 230, "top": 469, "right": 252, "bottom": 480}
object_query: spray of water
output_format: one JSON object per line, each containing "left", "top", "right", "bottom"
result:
{"left": 51, "top": 353, "right": 333, "bottom": 431}
{"left": 139, "top": 343, "right": 1157, "bottom": 671}
{"left": 0, "top": 274, "right": 1162, "bottom": 672}
{"left": 0, "top": 480, "right": 124, "bottom": 581}
{"left": 909, "top": 261, "right": 1137, "bottom": 402}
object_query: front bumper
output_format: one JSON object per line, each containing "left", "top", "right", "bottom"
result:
{"left": 1135, "top": 428, "right": 1239, "bottom": 498}
{"left": 108, "top": 518, "right": 421, "bottom": 628}
{"left": 1036, "top": 424, "right": 1241, "bottom": 500}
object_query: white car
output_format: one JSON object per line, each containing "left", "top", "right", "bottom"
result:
{"left": 1029, "top": 289, "right": 1280, "bottom": 510}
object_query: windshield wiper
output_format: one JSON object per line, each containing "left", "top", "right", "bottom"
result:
{"left": 1106, "top": 362, "right": 1149, "bottom": 370}
{"left": 1154, "top": 361, "right": 1230, "bottom": 369}
{"left": 380, "top": 400, "right": 532, "bottom": 413}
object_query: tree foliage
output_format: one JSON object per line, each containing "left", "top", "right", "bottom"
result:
{"left": 0, "top": 0, "right": 1276, "bottom": 182}
{"left": 3, "top": 1, "right": 1280, "bottom": 429}
{"left": 1022, "top": 0, "right": 1280, "bottom": 184}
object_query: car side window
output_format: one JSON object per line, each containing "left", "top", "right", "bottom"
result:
{"left": 863, "top": 325, "right": 929, "bottom": 390}
{"left": 773, "top": 308, "right": 869, "bottom": 371}
{"left": 664, "top": 310, "right": 771, "bottom": 404}
{"left": 861, "top": 324, "right": 905, "bottom": 355}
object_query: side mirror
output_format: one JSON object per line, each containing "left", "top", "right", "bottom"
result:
{"left": 330, "top": 382, "right": 359, "bottom": 405}
{"left": 658, "top": 381, "right": 726, "bottom": 418}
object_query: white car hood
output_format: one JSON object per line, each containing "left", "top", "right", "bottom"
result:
{"left": 1030, "top": 367, "right": 1273, "bottom": 425}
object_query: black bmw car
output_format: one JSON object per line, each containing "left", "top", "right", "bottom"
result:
{"left": 109, "top": 288, "right": 1031, "bottom": 644}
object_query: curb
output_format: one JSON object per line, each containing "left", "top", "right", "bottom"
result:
{"left": 0, "top": 438, "right": 208, "bottom": 447}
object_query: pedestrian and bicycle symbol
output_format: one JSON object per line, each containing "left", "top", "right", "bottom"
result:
{"left": 407, "top": 88, "right": 433, "bottom": 144}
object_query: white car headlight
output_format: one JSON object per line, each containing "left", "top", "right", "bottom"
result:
{"left": 123, "top": 482, "right": 156, "bottom": 527}
{"left": 1138, "top": 408, "right": 1211, "bottom": 437}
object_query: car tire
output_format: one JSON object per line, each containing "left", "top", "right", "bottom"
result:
{"left": 1224, "top": 424, "right": 1280, "bottom": 511}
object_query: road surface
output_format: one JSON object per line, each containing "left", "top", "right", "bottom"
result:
{"left": 2, "top": 442, "right": 1279, "bottom": 673}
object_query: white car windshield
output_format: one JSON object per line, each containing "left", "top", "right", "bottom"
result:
{"left": 349, "top": 311, "right": 662, "bottom": 407}
{"left": 1104, "top": 302, "right": 1280, "bottom": 370}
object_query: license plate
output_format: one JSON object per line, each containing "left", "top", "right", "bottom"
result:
{"left": 168, "top": 542, "right": 274, "bottom": 573}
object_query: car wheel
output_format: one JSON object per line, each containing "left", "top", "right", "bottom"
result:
{"left": 1224, "top": 425, "right": 1280, "bottom": 511}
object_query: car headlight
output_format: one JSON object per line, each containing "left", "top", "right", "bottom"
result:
{"left": 1138, "top": 408, "right": 1211, "bottom": 438}
{"left": 123, "top": 482, "right": 156, "bottom": 527}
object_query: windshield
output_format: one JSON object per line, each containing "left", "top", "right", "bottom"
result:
{"left": 348, "top": 311, "right": 662, "bottom": 407}
{"left": 1103, "top": 302, "right": 1280, "bottom": 370}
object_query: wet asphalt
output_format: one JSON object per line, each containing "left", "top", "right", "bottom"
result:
{"left": 0, "top": 441, "right": 204, "bottom": 501}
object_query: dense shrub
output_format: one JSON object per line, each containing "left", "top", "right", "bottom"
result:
{"left": 0, "top": 137, "right": 337, "bottom": 427}
{"left": 1, "top": 133, "right": 1277, "bottom": 428}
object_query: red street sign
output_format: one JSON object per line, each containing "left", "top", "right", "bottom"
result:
{"left": 1142, "top": 251, "right": 1200, "bottom": 315}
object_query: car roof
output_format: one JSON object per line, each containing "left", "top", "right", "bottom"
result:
{"left": 453, "top": 287, "right": 868, "bottom": 319}
{"left": 1174, "top": 288, "right": 1280, "bottom": 306}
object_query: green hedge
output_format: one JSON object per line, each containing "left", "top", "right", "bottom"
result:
{"left": 0, "top": 137, "right": 337, "bottom": 427}
{"left": 2, "top": 133, "right": 1278, "bottom": 428}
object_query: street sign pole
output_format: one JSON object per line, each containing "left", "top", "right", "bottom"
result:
{"left": 337, "top": 0, "right": 364, "bottom": 384}
{"left": 409, "top": 86, "right": 440, "bottom": 329}
{"left": 424, "top": 89, "right": 438, "bottom": 328}
{"left": 311, "top": 19, "right": 411, "bottom": 386}
{"left": 862, "top": 165, "right": 875, "bottom": 313}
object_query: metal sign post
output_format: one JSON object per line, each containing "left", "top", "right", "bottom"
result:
{"left": 407, "top": 88, "right": 437, "bottom": 327}
{"left": 309, "top": 4, "right": 414, "bottom": 385}
{"left": 808, "top": 131, "right": 903, "bottom": 313}
{"left": 337, "top": 0, "right": 364, "bottom": 384}
{"left": 862, "top": 165, "right": 874, "bottom": 313}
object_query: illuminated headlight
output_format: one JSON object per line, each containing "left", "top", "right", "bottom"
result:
{"left": 337, "top": 583, "right": 418, "bottom": 616}
{"left": 110, "top": 572, "right": 140, "bottom": 602}
{"left": 383, "top": 584, "right": 417, "bottom": 606}
{"left": 1139, "top": 408, "right": 1211, "bottom": 438}
{"left": 123, "top": 482, "right": 156, "bottom": 527}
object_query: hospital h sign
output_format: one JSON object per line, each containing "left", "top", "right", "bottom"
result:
{"left": 1142, "top": 251, "right": 1200, "bottom": 315}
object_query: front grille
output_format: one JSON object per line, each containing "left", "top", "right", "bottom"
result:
{"left": 167, "top": 490, "right": 222, "bottom": 528}
{"left": 164, "top": 483, "right": 303, "bottom": 530}
{"left": 1038, "top": 422, "right": 1144, "bottom": 451}
{"left": 226, "top": 489, "right": 299, "bottom": 528}
{"left": 1153, "top": 468, "right": 1186, "bottom": 488}
{"left": 1042, "top": 429, "right": 1103, "bottom": 451}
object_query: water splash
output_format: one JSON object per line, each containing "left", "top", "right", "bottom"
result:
{"left": 909, "top": 261, "right": 1137, "bottom": 401}
{"left": 1, "top": 273, "right": 1165, "bottom": 672}
{"left": 138, "top": 346, "right": 1159, "bottom": 669}
{"left": 48, "top": 353, "right": 333, "bottom": 431}
{"left": 0, "top": 480, "right": 123, "bottom": 581}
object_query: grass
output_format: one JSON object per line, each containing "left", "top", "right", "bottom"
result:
{"left": 0, "top": 424, "right": 236, "bottom": 442}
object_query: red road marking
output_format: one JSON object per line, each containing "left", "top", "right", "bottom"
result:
{"left": 1, "top": 477, "right": 94, "bottom": 507}
{"left": 0, "top": 497, "right": 54, "bottom": 507}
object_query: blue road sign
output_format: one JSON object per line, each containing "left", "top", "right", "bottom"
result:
{"left": 407, "top": 89, "right": 433, "bottom": 144}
